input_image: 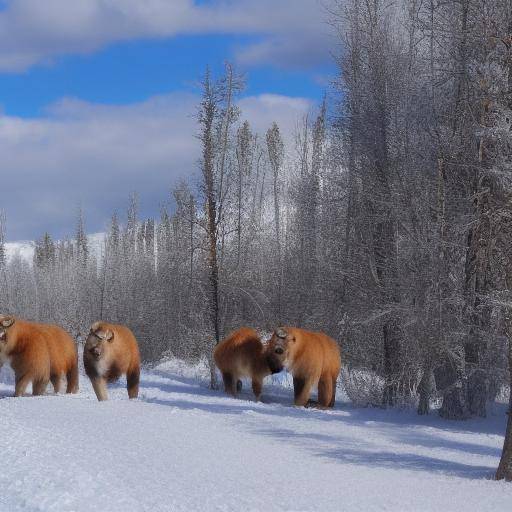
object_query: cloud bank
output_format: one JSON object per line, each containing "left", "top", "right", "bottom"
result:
{"left": 0, "top": 0, "right": 333, "bottom": 72}
{"left": 1, "top": 92, "right": 312, "bottom": 241}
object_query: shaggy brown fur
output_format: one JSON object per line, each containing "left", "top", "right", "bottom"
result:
{"left": 40, "top": 324, "right": 79, "bottom": 393}
{"left": 0, "top": 315, "right": 79, "bottom": 397}
{"left": 214, "top": 327, "right": 274, "bottom": 400}
{"left": 265, "top": 327, "right": 341, "bottom": 407}
{"left": 83, "top": 321, "right": 140, "bottom": 401}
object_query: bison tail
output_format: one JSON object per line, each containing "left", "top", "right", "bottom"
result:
{"left": 66, "top": 360, "right": 79, "bottom": 394}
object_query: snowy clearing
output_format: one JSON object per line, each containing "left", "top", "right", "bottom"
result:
{"left": 0, "top": 364, "right": 511, "bottom": 512}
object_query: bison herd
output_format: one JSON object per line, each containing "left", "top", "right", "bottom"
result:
{"left": 214, "top": 326, "right": 341, "bottom": 408}
{"left": 0, "top": 315, "right": 139, "bottom": 401}
{"left": 0, "top": 314, "right": 341, "bottom": 408}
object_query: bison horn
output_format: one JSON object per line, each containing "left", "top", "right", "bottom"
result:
{"left": 1, "top": 316, "right": 15, "bottom": 328}
{"left": 275, "top": 328, "right": 287, "bottom": 339}
{"left": 90, "top": 321, "right": 102, "bottom": 332}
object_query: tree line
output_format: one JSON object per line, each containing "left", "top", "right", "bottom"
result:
{"left": 333, "top": 0, "right": 512, "bottom": 479}
{"left": 0, "top": 65, "right": 337, "bottom": 383}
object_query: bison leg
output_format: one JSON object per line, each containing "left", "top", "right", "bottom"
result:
{"left": 32, "top": 378, "right": 49, "bottom": 396}
{"left": 251, "top": 378, "right": 263, "bottom": 401}
{"left": 318, "top": 374, "right": 333, "bottom": 408}
{"left": 127, "top": 368, "right": 140, "bottom": 399}
{"left": 14, "top": 373, "right": 32, "bottom": 397}
{"left": 236, "top": 380, "right": 243, "bottom": 393}
{"left": 51, "top": 374, "right": 65, "bottom": 394}
{"left": 293, "top": 375, "right": 314, "bottom": 407}
{"left": 91, "top": 377, "right": 108, "bottom": 401}
{"left": 66, "top": 362, "right": 79, "bottom": 394}
{"left": 329, "top": 376, "right": 337, "bottom": 408}
{"left": 222, "top": 372, "right": 236, "bottom": 396}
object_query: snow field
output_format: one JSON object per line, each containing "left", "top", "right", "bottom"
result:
{"left": 0, "top": 363, "right": 511, "bottom": 512}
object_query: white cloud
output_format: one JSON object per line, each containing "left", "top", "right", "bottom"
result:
{"left": 238, "top": 94, "right": 311, "bottom": 138}
{"left": 0, "top": 0, "right": 333, "bottom": 72}
{"left": 0, "top": 91, "right": 312, "bottom": 241}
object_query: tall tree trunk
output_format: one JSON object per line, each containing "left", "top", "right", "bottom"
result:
{"left": 206, "top": 198, "right": 220, "bottom": 388}
{"left": 199, "top": 69, "right": 220, "bottom": 389}
{"left": 497, "top": 314, "right": 512, "bottom": 481}
{"left": 266, "top": 123, "right": 284, "bottom": 322}
{"left": 497, "top": 3, "right": 512, "bottom": 468}
{"left": 417, "top": 364, "right": 433, "bottom": 415}
{"left": 438, "top": 0, "right": 473, "bottom": 419}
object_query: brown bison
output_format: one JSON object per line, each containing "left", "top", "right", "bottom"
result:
{"left": 83, "top": 321, "right": 140, "bottom": 401}
{"left": 265, "top": 327, "right": 341, "bottom": 408}
{"left": 0, "top": 315, "right": 79, "bottom": 396}
{"left": 214, "top": 327, "right": 276, "bottom": 400}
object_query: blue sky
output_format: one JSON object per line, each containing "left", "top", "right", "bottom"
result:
{"left": 0, "top": 36, "right": 332, "bottom": 118}
{"left": 0, "top": 0, "right": 336, "bottom": 241}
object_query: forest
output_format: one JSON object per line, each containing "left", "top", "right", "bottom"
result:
{"left": 1, "top": 0, "right": 512, "bottom": 451}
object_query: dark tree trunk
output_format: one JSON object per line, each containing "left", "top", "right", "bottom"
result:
{"left": 497, "top": 326, "right": 512, "bottom": 481}
{"left": 199, "top": 69, "right": 221, "bottom": 389}
{"left": 417, "top": 365, "right": 433, "bottom": 415}
{"left": 374, "top": 216, "right": 402, "bottom": 407}
{"left": 382, "top": 316, "right": 401, "bottom": 406}
{"left": 498, "top": 3, "right": 512, "bottom": 478}
{"left": 439, "top": 352, "right": 469, "bottom": 420}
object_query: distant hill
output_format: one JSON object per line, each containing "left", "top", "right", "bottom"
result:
{"left": 5, "top": 233, "right": 105, "bottom": 263}
{"left": 5, "top": 241, "right": 34, "bottom": 262}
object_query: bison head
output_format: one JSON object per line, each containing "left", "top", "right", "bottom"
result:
{"left": 85, "top": 322, "right": 114, "bottom": 360}
{"left": 0, "top": 315, "right": 15, "bottom": 345}
{"left": 264, "top": 327, "right": 294, "bottom": 374}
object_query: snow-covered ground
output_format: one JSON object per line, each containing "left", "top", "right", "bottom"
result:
{"left": 0, "top": 362, "right": 511, "bottom": 512}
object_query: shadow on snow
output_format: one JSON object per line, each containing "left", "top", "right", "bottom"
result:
{"left": 138, "top": 370, "right": 504, "bottom": 481}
